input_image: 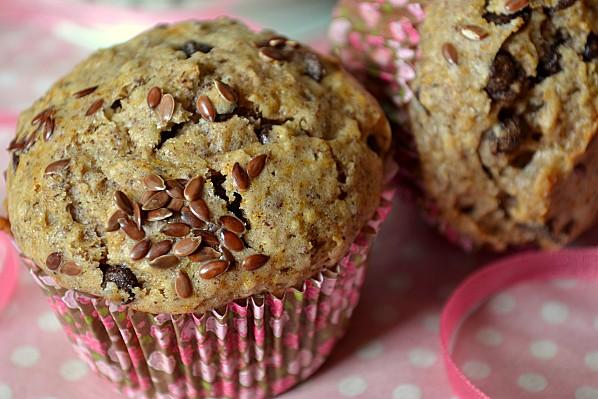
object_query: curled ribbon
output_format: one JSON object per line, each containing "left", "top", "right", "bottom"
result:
{"left": 441, "top": 249, "right": 598, "bottom": 398}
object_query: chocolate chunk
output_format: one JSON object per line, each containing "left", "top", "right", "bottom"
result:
{"left": 101, "top": 264, "right": 140, "bottom": 303}
{"left": 584, "top": 32, "right": 598, "bottom": 62}
{"left": 181, "top": 41, "right": 213, "bottom": 57}
{"left": 491, "top": 113, "right": 526, "bottom": 154}
{"left": 537, "top": 48, "right": 561, "bottom": 80}
{"left": 483, "top": 8, "right": 531, "bottom": 25}
{"left": 536, "top": 30, "right": 566, "bottom": 82}
{"left": 554, "top": 0, "right": 577, "bottom": 10}
{"left": 486, "top": 51, "right": 523, "bottom": 102}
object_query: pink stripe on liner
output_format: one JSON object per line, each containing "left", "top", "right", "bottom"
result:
{"left": 0, "top": 232, "right": 19, "bottom": 315}
{"left": 440, "top": 248, "right": 598, "bottom": 399}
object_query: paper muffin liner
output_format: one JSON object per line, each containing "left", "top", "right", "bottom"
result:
{"left": 21, "top": 187, "right": 394, "bottom": 399}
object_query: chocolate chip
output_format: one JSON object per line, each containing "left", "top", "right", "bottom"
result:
{"left": 537, "top": 49, "right": 561, "bottom": 80}
{"left": 536, "top": 30, "right": 566, "bottom": 82}
{"left": 488, "top": 112, "right": 526, "bottom": 154}
{"left": 554, "top": 0, "right": 577, "bottom": 10}
{"left": 303, "top": 52, "right": 325, "bottom": 82}
{"left": 181, "top": 41, "right": 213, "bottom": 57}
{"left": 101, "top": 264, "right": 140, "bottom": 303}
{"left": 584, "top": 32, "right": 598, "bottom": 62}
{"left": 483, "top": 8, "right": 531, "bottom": 25}
{"left": 486, "top": 51, "right": 523, "bottom": 102}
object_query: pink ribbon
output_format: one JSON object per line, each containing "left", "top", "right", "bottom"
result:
{"left": 440, "top": 248, "right": 598, "bottom": 399}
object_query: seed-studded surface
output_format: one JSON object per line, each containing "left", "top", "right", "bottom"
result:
{"left": 5, "top": 19, "right": 390, "bottom": 314}
{"left": 409, "top": 0, "right": 598, "bottom": 250}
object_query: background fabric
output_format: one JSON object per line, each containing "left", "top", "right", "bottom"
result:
{"left": 1, "top": 1, "right": 598, "bottom": 398}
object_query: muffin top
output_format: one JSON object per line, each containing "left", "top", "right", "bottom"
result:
{"left": 6, "top": 19, "right": 390, "bottom": 314}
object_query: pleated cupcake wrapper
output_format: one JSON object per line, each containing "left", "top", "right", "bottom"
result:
{"left": 23, "top": 187, "right": 394, "bottom": 399}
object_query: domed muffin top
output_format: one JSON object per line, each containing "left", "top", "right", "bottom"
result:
{"left": 6, "top": 19, "right": 390, "bottom": 314}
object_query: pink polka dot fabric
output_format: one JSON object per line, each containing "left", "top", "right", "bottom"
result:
{"left": 2, "top": 1, "right": 598, "bottom": 398}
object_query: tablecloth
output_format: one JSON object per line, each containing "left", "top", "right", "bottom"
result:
{"left": 1, "top": 1, "right": 598, "bottom": 398}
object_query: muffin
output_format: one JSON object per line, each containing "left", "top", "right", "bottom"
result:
{"left": 408, "top": 0, "right": 598, "bottom": 250}
{"left": 332, "top": 0, "right": 598, "bottom": 251}
{"left": 6, "top": 19, "right": 391, "bottom": 398}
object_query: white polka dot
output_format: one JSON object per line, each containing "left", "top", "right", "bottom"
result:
{"left": 422, "top": 313, "right": 440, "bottom": 333}
{"left": 541, "top": 301, "right": 569, "bottom": 324}
{"left": 550, "top": 278, "right": 577, "bottom": 289}
{"left": 475, "top": 327, "right": 503, "bottom": 347}
{"left": 408, "top": 348, "right": 437, "bottom": 368}
{"left": 0, "top": 384, "right": 12, "bottom": 399}
{"left": 585, "top": 351, "right": 598, "bottom": 372}
{"left": 0, "top": 71, "right": 17, "bottom": 87}
{"left": 338, "top": 376, "right": 367, "bottom": 397}
{"left": 462, "top": 360, "right": 492, "bottom": 380}
{"left": 392, "top": 384, "right": 422, "bottom": 399}
{"left": 517, "top": 373, "right": 548, "bottom": 393}
{"left": 37, "top": 311, "right": 61, "bottom": 332}
{"left": 489, "top": 293, "right": 516, "bottom": 314}
{"left": 356, "top": 341, "right": 384, "bottom": 360}
{"left": 10, "top": 346, "right": 40, "bottom": 368}
{"left": 530, "top": 340, "right": 558, "bottom": 360}
{"left": 576, "top": 386, "right": 598, "bottom": 399}
{"left": 60, "top": 359, "right": 89, "bottom": 381}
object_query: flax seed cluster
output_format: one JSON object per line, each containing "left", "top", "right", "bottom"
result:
{"left": 6, "top": 19, "right": 390, "bottom": 313}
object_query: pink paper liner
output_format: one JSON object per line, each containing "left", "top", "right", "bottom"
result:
{"left": 21, "top": 188, "right": 394, "bottom": 399}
